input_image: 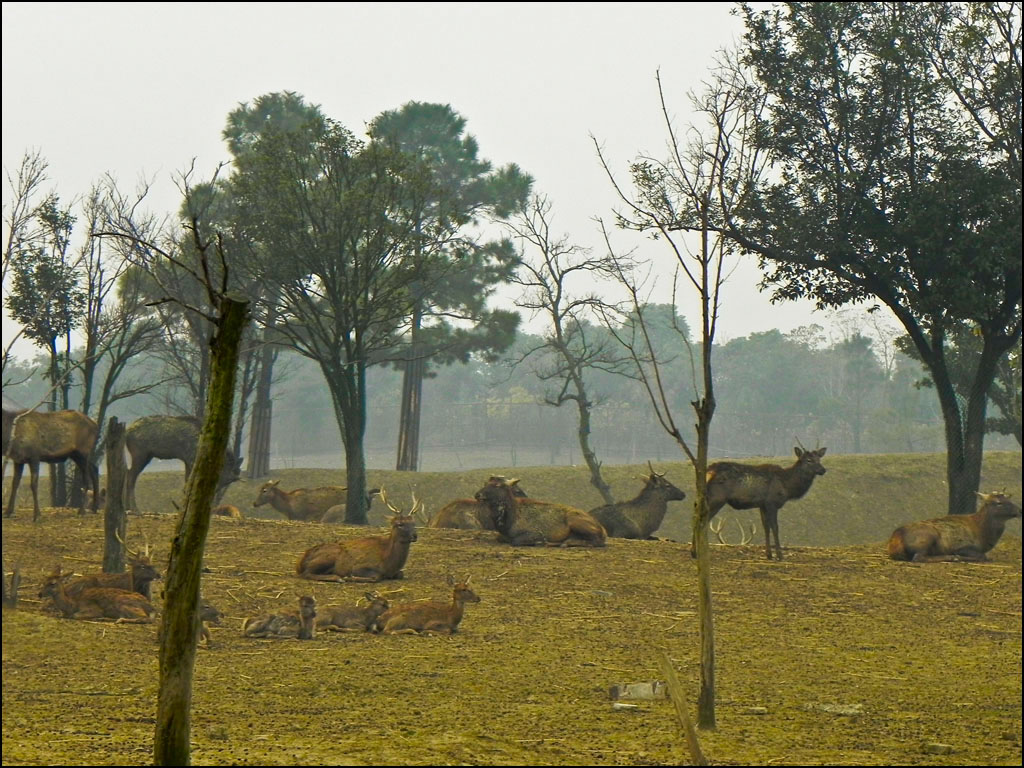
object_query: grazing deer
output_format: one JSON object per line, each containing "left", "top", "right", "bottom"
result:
{"left": 589, "top": 463, "right": 686, "bottom": 539}
{"left": 125, "top": 415, "right": 242, "bottom": 512}
{"left": 428, "top": 478, "right": 528, "bottom": 530}
{"left": 709, "top": 518, "right": 756, "bottom": 546}
{"left": 4, "top": 410, "right": 101, "bottom": 521}
{"left": 296, "top": 490, "right": 419, "bottom": 582}
{"left": 320, "top": 488, "right": 383, "bottom": 524}
{"left": 693, "top": 446, "right": 827, "bottom": 561}
{"left": 242, "top": 595, "right": 317, "bottom": 639}
{"left": 316, "top": 591, "right": 391, "bottom": 632}
{"left": 253, "top": 480, "right": 349, "bottom": 522}
{"left": 887, "top": 491, "right": 1022, "bottom": 562}
{"left": 211, "top": 504, "right": 244, "bottom": 519}
{"left": 39, "top": 565, "right": 156, "bottom": 623}
{"left": 473, "top": 476, "right": 606, "bottom": 547}
{"left": 375, "top": 575, "right": 480, "bottom": 636}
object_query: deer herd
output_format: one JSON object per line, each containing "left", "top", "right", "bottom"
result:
{"left": 3, "top": 410, "right": 1021, "bottom": 645}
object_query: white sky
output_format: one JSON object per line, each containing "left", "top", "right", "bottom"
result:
{"left": 3, "top": 1, "right": 840, "bottom": 361}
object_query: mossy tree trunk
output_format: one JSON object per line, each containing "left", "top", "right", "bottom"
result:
{"left": 102, "top": 417, "right": 127, "bottom": 574}
{"left": 154, "top": 294, "right": 248, "bottom": 766}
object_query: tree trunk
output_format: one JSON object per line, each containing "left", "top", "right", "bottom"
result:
{"left": 396, "top": 308, "right": 424, "bottom": 472}
{"left": 154, "top": 294, "right": 248, "bottom": 766}
{"left": 326, "top": 359, "right": 370, "bottom": 525}
{"left": 574, "top": 382, "right": 614, "bottom": 505}
{"left": 246, "top": 326, "right": 276, "bottom": 479}
{"left": 102, "top": 418, "right": 128, "bottom": 574}
{"left": 692, "top": 395, "right": 716, "bottom": 730}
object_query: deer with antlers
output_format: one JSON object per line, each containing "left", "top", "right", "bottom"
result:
{"left": 295, "top": 489, "right": 419, "bottom": 582}
{"left": 588, "top": 462, "right": 686, "bottom": 539}
{"left": 62, "top": 531, "right": 161, "bottom": 601}
{"left": 694, "top": 444, "right": 827, "bottom": 561}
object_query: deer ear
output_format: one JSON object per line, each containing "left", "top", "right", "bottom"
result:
{"left": 794, "top": 447, "right": 803, "bottom": 458}
{"left": 447, "top": 574, "right": 455, "bottom": 586}
{"left": 818, "top": 447, "right": 827, "bottom": 456}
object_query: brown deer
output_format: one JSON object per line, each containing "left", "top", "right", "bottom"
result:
{"left": 198, "top": 601, "right": 223, "bottom": 647}
{"left": 473, "top": 476, "right": 606, "bottom": 547}
{"left": 242, "top": 595, "right": 317, "bottom": 639}
{"left": 316, "top": 591, "right": 391, "bottom": 632}
{"left": 588, "top": 463, "right": 686, "bottom": 539}
{"left": 296, "top": 490, "right": 419, "bottom": 582}
{"left": 428, "top": 478, "right": 528, "bottom": 530}
{"left": 62, "top": 531, "right": 161, "bottom": 601}
{"left": 39, "top": 565, "right": 156, "bottom": 623}
{"left": 125, "top": 415, "right": 242, "bottom": 512}
{"left": 319, "top": 488, "right": 382, "bottom": 523}
{"left": 4, "top": 410, "right": 101, "bottom": 521}
{"left": 211, "top": 504, "right": 244, "bottom": 519}
{"left": 887, "top": 491, "right": 1022, "bottom": 562}
{"left": 253, "top": 480, "right": 349, "bottom": 522}
{"left": 693, "top": 446, "right": 827, "bottom": 561}
{"left": 375, "top": 575, "right": 480, "bottom": 635}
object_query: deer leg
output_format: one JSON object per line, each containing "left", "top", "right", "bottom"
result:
{"left": 69, "top": 453, "right": 92, "bottom": 515}
{"left": 126, "top": 455, "right": 152, "bottom": 512}
{"left": 5, "top": 462, "right": 25, "bottom": 517}
{"left": 29, "top": 460, "right": 41, "bottom": 523}
{"left": 759, "top": 508, "right": 773, "bottom": 560}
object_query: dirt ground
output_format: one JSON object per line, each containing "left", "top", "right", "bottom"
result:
{"left": 2, "top": 506, "right": 1021, "bottom": 766}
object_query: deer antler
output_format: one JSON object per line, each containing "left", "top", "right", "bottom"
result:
{"left": 379, "top": 486, "right": 400, "bottom": 517}
{"left": 709, "top": 519, "right": 755, "bottom": 546}
{"left": 646, "top": 460, "right": 665, "bottom": 478}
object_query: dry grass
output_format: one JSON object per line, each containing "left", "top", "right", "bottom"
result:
{"left": 2, "top": 451, "right": 1021, "bottom": 766}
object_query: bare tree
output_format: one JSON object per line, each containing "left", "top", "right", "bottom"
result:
{"left": 95, "top": 165, "right": 249, "bottom": 766}
{"left": 595, "top": 62, "right": 766, "bottom": 730}
{"left": 507, "top": 194, "right": 624, "bottom": 504}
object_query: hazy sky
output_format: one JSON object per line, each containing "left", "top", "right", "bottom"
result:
{"left": 3, "top": 1, "right": 837, "bottom": 358}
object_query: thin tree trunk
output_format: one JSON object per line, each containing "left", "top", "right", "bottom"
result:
{"left": 574, "top": 381, "right": 613, "bottom": 505}
{"left": 154, "top": 295, "right": 248, "bottom": 766}
{"left": 246, "top": 323, "right": 276, "bottom": 479}
{"left": 102, "top": 417, "right": 127, "bottom": 574}
{"left": 396, "top": 308, "right": 424, "bottom": 471}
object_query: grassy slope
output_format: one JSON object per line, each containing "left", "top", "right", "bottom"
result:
{"left": 197, "top": 451, "right": 1024, "bottom": 546}
{"left": 2, "top": 451, "right": 1021, "bottom": 766}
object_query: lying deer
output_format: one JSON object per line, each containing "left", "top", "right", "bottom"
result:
{"left": 211, "top": 504, "right": 243, "bottom": 519}
{"left": 473, "top": 477, "right": 606, "bottom": 547}
{"left": 588, "top": 462, "right": 686, "bottom": 539}
{"left": 65, "top": 532, "right": 161, "bottom": 601}
{"left": 242, "top": 595, "right": 317, "bottom": 639}
{"left": 296, "top": 489, "right": 419, "bottom": 582}
{"left": 694, "top": 445, "right": 827, "bottom": 560}
{"left": 429, "top": 478, "right": 528, "bottom": 530}
{"left": 375, "top": 575, "right": 480, "bottom": 636}
{"left": 39, "top": 565, "right": 156, "bottom": 624}
{"left": 316, "top": 592, "right": 391, "bottom": 632}
{"left": 887, "top": 491, "right": 1022, "bottom": 562}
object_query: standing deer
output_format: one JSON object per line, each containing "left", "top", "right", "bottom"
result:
{"left": 39, "top": 565, "right": 156, "bottom": 623}
{"left": 316, "top": 592, "right": 391, "bottom": 632}
{"left": 473, "top": 476, "right": 606, "bottom": 547}
{"left": 375, "top": 575, "right": 480, "bottom": 635}
{"left": 428, "top": 478, "right": 528, "bottom": 530}
{"left": 887, "top": 491, "right": 1022, "bottom": 562}
{"left": 253, "top": 480, "right": 349, "bottom": 522}
{"left": 296, "top": 490, "right": 419, "bottom": 582}
{"left": 693, "top": 446, "right": 827, "bottom": 561}
{"left": 4, "top": 410, "right": 101, "bottom": 522}
{"left": 125, "top": 415, "right": 242, "bottom": 512}
{"left": 588, "top": 463, "right": 686, "bottom": 539}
